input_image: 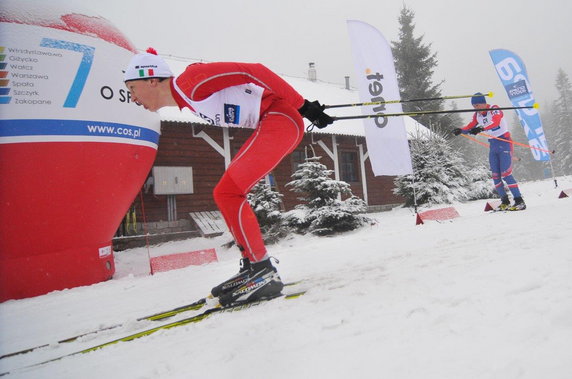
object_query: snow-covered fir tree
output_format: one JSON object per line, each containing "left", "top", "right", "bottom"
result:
{"left": 551, "top": 68, "right": 572, "bottom": 175}
{"left": 466, "top": 163, "right": 496, "bottom": 200}
{"left": 441, "top": 101, "right": 464, "bottom": 135}
{"left": 284, "top": 156, "right": 372, "bottom": 236}
{"left": 247, "top": 180, "right": 288, "bottom": 244}
{"left": 394, "top": 131, "right": 493, "bottom": 207}
{"left": 392, "top": 6, "right": 453, "bottom": 134}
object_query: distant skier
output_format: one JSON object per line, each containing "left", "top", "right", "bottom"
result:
{"left": 452, "top": 93, "right": 525, "bottom": 211}
{"left": 123, "top": 48, "right": 333, "bottom": 306}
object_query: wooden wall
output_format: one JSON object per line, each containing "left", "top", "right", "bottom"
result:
{"left": 131, "top": 121, "right": 404, "bottom": 224}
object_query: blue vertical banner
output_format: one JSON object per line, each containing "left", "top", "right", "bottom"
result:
{"left": 489, "top": 49, "right": 550, "bottom": 161}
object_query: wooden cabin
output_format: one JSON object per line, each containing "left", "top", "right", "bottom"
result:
{"left": 113, "top": 60, "right": 425, "bottom": 249}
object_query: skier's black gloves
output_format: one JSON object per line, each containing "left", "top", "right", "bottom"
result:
{"left": 452, "top": 128, "right": 462, "bottom": 136}
{"left": 469, "top": 126, "right": 484, "bottom": 135}
{"left": 298, "top": 99, "right": 334, "bottom": 129}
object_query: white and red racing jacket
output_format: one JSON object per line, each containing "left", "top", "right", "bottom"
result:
{"left": 170, "top": 62, "right": 305, "bottom": 128}
{"left": 462, "top": 104, "right": 509, "bottom": 138}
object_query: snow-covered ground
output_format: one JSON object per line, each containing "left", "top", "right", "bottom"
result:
{"left": 1, "top": 177, "right": 571, "bottom": 379}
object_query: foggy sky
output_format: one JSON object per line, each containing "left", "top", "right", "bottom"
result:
{"left": 75, "top": 0, "right": 571, "bottom": 111}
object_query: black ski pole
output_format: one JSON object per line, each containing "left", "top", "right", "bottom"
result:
{"left": 324, "top": 92, "right": 493, "bottom": 109}
{"left": 332, "top": 104, "right": 538, "bottom": 121}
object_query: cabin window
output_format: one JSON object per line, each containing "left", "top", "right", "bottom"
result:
{"left": 340, "top": 151, "right": 359, "bottom": 182}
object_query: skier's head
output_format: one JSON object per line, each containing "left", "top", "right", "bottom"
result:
{"left": 471, "top": 92, "right": 487, "bottom": 106}
{"left": 123, "top": 47, "right": 173, "bottom": 83}
{"left": 124, "top": 47, "right": 174, "bottom": 112}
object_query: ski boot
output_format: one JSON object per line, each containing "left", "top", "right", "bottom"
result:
{"left": 509, "top": 196, "right": 526, "bottom": 211}
{"left": 496, "top": 195, "right": 511, "bottom": 211}
{"left": 218, "top": 258, "right": 284, "bottom": 307}
{"left": 211, "top": 258, "right": 251, "bottom": 298}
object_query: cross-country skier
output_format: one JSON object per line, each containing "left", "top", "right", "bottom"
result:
{"left": 452, "top": 93, "right": 526, "bottom": 211}
{"left": 123, "top": 48, "right": 333, "bottom": 306}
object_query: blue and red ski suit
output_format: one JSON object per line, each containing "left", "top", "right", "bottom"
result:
{"left": 460, "top": 104, "right": 522, "bottom": 199}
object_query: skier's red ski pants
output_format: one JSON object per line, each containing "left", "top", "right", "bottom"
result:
{"left": 213, "top": 99, "right": 304, "bottom": 262}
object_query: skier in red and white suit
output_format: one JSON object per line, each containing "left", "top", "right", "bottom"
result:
{"left": 124, "top": 48, "right": 332, "bottom": 305}
{"left": 174, "top": 62, "right": 305, "bottom": 261}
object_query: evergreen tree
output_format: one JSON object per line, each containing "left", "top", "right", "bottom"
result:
{"left": 393, "top": 131, "right": 493, "bottom": 207}
{"left": 284, "top": 157, "right": 372, "bottom": 236}
{"left": 466, "top": 163, "right": 495, "bottom": 200}
{"left": 442, "top": 101, "right": 464, "bottom": 134}
{"left": 392, "top": 6, "right": 451, "bottom": 133}
{"left": 247, "top": 180, "right": 288, "bottom": 244}
{"left": 552, "top": 68, "right": 572, "bottom": 175}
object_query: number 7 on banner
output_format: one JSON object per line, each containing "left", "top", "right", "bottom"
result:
{"left": 40, "top": 38, "right": 95, "bottom": 108}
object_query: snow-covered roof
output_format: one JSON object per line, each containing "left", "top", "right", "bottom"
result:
{"left": 158, "top": 55, "right": 430, "bottom": 139}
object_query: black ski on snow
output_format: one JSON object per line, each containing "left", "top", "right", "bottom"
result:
{"left": 488, "top": 207, "right": 526, "bottom": 213}
{"left": 76, "top": 290, "right": 306, "bottom": 354}
{"left": 0, "top": 297, "right": 208, "bottom": 360}
{"left": 0, "top": 281, "right": 302, "bottom": 360}
{"left": 0, "top": 289, "right": 306, "bottom": 377}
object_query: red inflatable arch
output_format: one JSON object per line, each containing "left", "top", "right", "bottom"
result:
{"left": 0, "top": 1, "right": 160, "bottom": 301}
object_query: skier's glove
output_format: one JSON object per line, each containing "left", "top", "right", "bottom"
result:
{"left": 469, "top": 126, "right": 484, "bottom": 135}
{"left": 452, "top": 128, "right": 462, "bottom": 136}
{"left": 298, "top": 99, "right": 334, "bottom": 129}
